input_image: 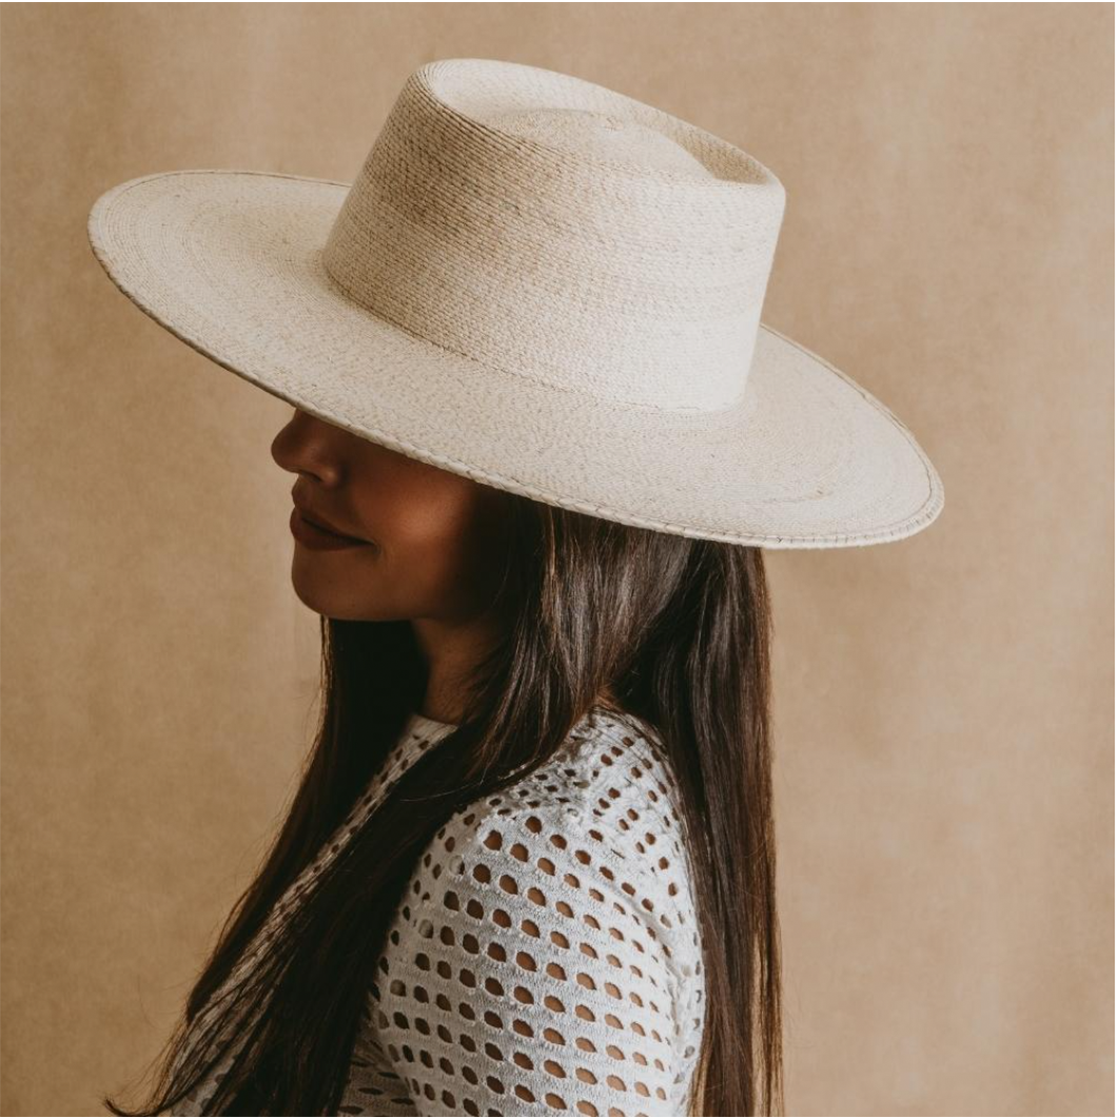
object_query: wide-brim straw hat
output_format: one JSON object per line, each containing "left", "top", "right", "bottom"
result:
{"left": 87, "top": 57, "right": 944, "bottom": 549}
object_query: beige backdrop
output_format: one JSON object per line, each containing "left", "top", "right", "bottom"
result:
{"left": 1, "top": 4, "right": 1112, "bottom": 1116}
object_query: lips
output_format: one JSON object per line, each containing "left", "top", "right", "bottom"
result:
{"left": 289, "top": 506, "right": 373, "bottom": 551}
{"left": 301, "top": 511, "right": 358, "bottom": 539}
{"left": 292, "top": 500, "right": 365, "bottom": 542}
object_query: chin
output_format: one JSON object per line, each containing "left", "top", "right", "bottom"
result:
{"left": 289, "top": 565, "right": 351, "bottom": 620}
{"left": 289, "top": 564, "right": 394, "bottom": 623}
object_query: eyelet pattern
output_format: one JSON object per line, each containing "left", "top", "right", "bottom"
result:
{"left": 172, "top": 709, "right": 705, "bottom": 1117}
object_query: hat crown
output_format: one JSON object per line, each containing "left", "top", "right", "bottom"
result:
{"left": 322, "top": 59, "right": 785, "bottom": 412}
{"left": 490, "top": 107, "right": 716, "bottom": 178}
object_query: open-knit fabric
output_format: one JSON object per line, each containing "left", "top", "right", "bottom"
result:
{"left": 170, "top": 706, "right": 705, "bottom": 1116}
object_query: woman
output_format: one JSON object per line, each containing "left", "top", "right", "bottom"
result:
{"left": 90, "top": 59, "right": 943, "bottom": 1117}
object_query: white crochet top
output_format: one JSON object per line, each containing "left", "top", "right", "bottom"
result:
{"left": 170, "top": 706, "right": 705, "bottom": 1117}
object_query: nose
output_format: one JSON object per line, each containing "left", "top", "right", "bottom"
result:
{"left": 270, "top": 407, "right": 343, "bottom": 485}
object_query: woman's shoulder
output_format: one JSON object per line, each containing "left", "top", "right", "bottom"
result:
{"left": 559, "top": 703, "right": 681, "bottom": 817}
{"left": 428, "top": 704, "right": 700, "bottom": 964}
{"left": 363, "top": 706, "right": 706, "bottom": 1114}
{"left": 443, "top": 705, "right": 683, "bottom": 849}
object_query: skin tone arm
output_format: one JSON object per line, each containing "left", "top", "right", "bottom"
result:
{"left": 270, "top": 407, "right": 513, "bottom": 725}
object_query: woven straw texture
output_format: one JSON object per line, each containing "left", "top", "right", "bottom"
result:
{"left": 87, "top": 58, "right": 944, "bottom": 548}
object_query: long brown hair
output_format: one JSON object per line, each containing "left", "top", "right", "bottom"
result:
{"left": 104, "top": 490, "right": 783, "bottom": 1116}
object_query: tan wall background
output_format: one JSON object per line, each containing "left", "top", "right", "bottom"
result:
{"left": 2, "top": 4, "right": 1111, "bottom": 1115}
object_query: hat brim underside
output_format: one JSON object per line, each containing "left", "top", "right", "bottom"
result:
{"left": 87, "top": 169, "right": 944, "bottom": 549}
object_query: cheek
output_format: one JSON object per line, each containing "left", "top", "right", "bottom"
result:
{"left": 379, "top": 489, "right": 494, "bottom": 606}
{"left": 386, "top": 483, "right": 472, "bottom": 555}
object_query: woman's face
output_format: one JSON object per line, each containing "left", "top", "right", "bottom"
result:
{"left": 270, "top": 407, "right": 512, "bottom": 626}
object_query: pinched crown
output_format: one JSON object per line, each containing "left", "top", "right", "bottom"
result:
{"left": 323, "top": 59, "right": 785, "bottom": 412}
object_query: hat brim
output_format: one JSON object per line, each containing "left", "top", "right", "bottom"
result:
{"left": 87, "top": 169, "right": 944, "bottom": 549}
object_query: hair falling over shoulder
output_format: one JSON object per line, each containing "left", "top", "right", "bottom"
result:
{"left": 104, "top": 493, "right": 784, "bottom": 1117}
